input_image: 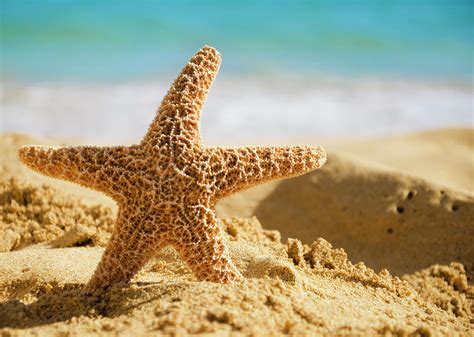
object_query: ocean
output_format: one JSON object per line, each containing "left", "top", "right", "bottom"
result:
{"left": 1, "top": 1, "right": 473, "bottom": 140}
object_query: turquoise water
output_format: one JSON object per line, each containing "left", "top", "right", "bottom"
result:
{"left": 1, "top": 0, "right": 473, "bottom": 81}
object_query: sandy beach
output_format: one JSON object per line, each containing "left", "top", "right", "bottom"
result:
{"left": 0, "top": 129, "right": 472, "bottom": 336}
{"left": 2, "top": 2, "right": 473, "bottom": 336}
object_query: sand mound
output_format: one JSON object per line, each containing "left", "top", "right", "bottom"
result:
{"left": 0, "top": 177, "right": 114, "bottom": 252}
{"left": 403, "top": 263, "right": 472, "bottom": 320}
{"left": 254, "top": 154, "right": 474, "bottom": 276}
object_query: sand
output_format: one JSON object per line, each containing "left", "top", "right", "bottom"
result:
{"left": 0, "top": 130, "right": 473, "bottom": 336}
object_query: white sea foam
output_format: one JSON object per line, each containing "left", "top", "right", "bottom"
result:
{"left": 1, "top": 76, "right": 472, "bottom": 143}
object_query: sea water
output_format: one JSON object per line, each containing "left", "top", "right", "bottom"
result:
{"left": 1, "top": 1, "right": 473, "bottom": 140}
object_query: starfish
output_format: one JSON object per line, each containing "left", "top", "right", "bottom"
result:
{"left": 18, "top": 46, "right": 327, "bottom": 293}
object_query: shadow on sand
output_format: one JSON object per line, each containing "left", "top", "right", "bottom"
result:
{"left": 254, "top": 155, "right": 474, "bottom": 276}
{"left": 0, "top": 281, "right": 169, "bottom": 329}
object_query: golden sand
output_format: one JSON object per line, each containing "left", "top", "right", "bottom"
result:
{"left": 0, "top": 131, "right": 473, "bottom": 336}
{"left": 0, "top": 177, "right": 114, "bottom": 252}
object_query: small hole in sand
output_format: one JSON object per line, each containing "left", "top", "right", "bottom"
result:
{"left": 406, "top": 191, "right": 414, "bottom": 200}
{"left": 387, "top": 228, "right": 394, "bottom": 234}
{"left": 396, "top": 206, "right": 405, "bottom": 214}
{"left": 324, "top": 263, "right": 335, "bottom": 270}
{"left": 72, "top": 238, "right": 93, "bottom": 247}
{"left": 451, "top": 203, "right": 460, "bottom": 212}
{"left": 440, "top": 190, "right": 445, "bottom": 195}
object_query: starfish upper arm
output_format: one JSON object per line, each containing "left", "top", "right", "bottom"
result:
{"left": 141, "top": 46, "right": 221, "bottom": 150}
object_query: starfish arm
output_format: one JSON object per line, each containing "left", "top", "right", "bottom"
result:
{"left": 172, "top": 205, "right": 242, "bottom": 283}
{"left": 209, "top": 145, "right": 327, "bottom": 199}
{"left": 141, "top": 45, "right": 221, "bottom": 150}
{"left": 84, "top": 207, "right": 165, "bottom": 293}
{"left": 18, "top": 145, "right": 132, "bottom": 198}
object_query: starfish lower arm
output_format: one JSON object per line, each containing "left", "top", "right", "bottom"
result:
{"left": 171, "top": 205, "right": 242, "bottom": 283}
{"left": 85, "top": 206, "right": 166, "bottom": 293}
{"left": 85, "top": 203, "right": 241, "bottom": 292}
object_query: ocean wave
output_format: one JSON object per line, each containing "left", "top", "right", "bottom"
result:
{"left": 1, "top": 76, "right": 472, "bottom": 141}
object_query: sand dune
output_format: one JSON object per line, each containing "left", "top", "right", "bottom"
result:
{"left": 328, "top": 128, "right": 474, "bottom": 192}
{"left": 0, "top": 130, "right": 473, "bottom": 336}
{"left": 218, "top": 128, "right": 474, "bottom": 276}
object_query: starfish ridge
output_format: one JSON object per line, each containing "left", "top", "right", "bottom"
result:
{"left": 19, "top": 46, "right": 327, "bottom": 293}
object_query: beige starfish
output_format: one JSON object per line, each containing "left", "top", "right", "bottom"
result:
{"left": 18, "top": 46, "right": 327, "bottom": 293}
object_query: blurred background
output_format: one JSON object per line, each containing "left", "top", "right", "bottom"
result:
{"left": 1, "top": 0, "right": 473, "bottom": 142}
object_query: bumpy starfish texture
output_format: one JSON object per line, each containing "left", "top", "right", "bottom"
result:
{"left": 18, "top": 46, "right": 327, "bottom": 293}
